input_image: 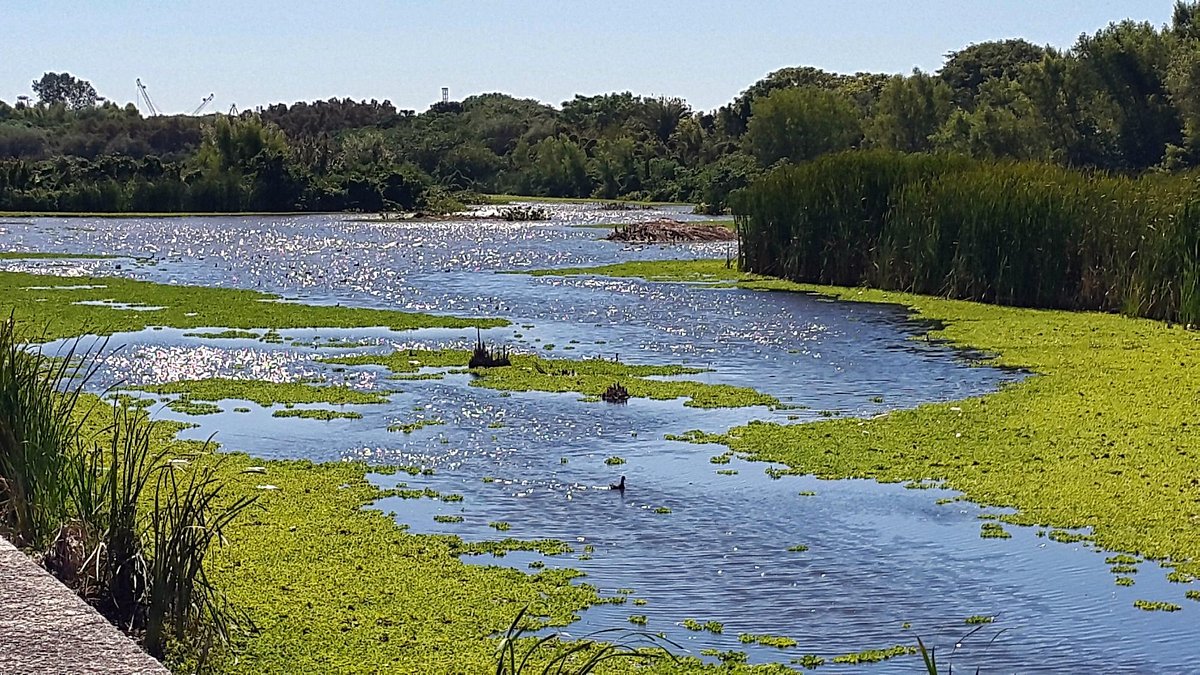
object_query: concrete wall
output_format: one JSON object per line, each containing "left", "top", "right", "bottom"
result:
{"left": 0, "top": 537, "right": 169, "bottom": 675}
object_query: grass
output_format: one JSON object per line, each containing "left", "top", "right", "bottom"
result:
{"left": 0, "top": 269, "right": 505, "bottom": 342}
{"left": 533, "top": 259, "right": 1200, "bottom": 588}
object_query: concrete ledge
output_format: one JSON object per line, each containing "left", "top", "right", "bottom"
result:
{"left": 0, "top": 537, "right": 169, "bottom": 674}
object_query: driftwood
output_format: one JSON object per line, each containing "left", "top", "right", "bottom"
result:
{"left": 605, "top": 219, "right": 736, "bottom": 243}
{"left": 601, "top": 382, "right": 631, "bottom": 403}
{"left": 468, "top": 329, "right": 511, "bottom": 368}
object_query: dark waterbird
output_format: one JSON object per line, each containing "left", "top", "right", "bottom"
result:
{"left": 610, "top": 475, "right": 626, "bottom": 492}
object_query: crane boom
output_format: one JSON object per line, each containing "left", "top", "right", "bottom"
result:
{"left": 136, "top": 78, "right": 158, "bottom": 116}
{"left": 192, "top": 93, "right": 215, "bottom": 115}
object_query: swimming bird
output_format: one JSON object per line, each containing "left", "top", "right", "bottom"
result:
{"left": 610, "top": 475, "right": 626, "bottom": 492}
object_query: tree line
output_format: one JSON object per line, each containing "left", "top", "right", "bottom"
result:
{"left": 5, "top": 5, "right": 1200, "bottom": 213}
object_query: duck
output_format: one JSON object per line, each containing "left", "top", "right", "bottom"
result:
{"left": 609, "top": 475, "right": 626, "bottom": 492}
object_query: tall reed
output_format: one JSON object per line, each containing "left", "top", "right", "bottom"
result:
{"left": 734, "top": 151, "right": 1200, "bottom": 324}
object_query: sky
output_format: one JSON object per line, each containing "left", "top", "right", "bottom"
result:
{"left": 0, "top": 1, "right": 1177, "bottom": 115}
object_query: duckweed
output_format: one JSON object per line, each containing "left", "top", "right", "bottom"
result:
{"left": 271, "top": 408, "right": 363, "bottom": 421}
{"left": 137, "top": 378, "right": 390, "bottom": 407}
{"left": 330, "top": 350, "right": 779, "bottom": 409}
{"left": 0, "top": 270, "right": 503, "bottom": 342}
{"left": 1134, "top": 600, "right": 1182, "bottom": 612}
{"left": 541, "top": 259, "right": 1200, "bottom": 587}
{"left": 388, "top": 419, "right": 445, "bottom": 433}
{"left": 832, "top": 645, "right": 917, "bottom": 664}
{"left": 738, "top": 633, "right": 798, "bottom": 649}
{"left": 980, "top": 523, "right": 1012, "bottom": 539}
{"left": 166, "top": 398, "right": 222, "bottom": 416}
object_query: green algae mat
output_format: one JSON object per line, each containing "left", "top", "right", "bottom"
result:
{"left": 0, "top": 269, "right": 504, "bottom": 341}
{"left": 529, "top": 259, "right": 1200, "bottom": 585}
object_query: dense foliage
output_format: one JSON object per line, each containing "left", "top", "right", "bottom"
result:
{"left": 6, "top": 5, "right": 1200, "bottom": 214}
{"left": 734, "top": 151, "right": 1200, "bottom": 324}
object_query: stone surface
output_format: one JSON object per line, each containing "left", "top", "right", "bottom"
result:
{"left": 0, "top": 537, "right": 168, "bottom": 675}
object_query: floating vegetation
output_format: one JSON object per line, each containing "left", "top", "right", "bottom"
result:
{"left": 1110, "top": 564, "right": 1139, "bottom": 575}
{"left": 1116, "top": 577, "right": 1135, "bottom": 586}
{"left": 709, "top": 452, "right": 733, "bottom": 464}
{"left": 0, "top": 270, "right": 504, "bottom": 342}
{"left": 604, "top": 456, "right": 626, "bottom": 465}
{"left": 433, "top": 515, "right": 463, "bottom": 524}
{"left": 1106, "top": 554, "right": 1139, "bottom": 565}
{"left": 1186, "top": 590, "right": 1200, "bottom": 601}
{"left": 488, "top": 521, "right": 511, "bottom": 531}
{"left": 633, "top": 598, "right": 647, "bottom": 606}
{"left": 627, "top": 614, "right": 647, "bottom": 626}
{"left": 1133, "top": 599, "right": 1182, "bottom": 612}
{"left": 486, "top": 421, "right": 505, "bottom": 429}
{"left": 682, "top": 619, "right": 704, "bottom": 631}
{"left": 832, "top": 645, "right": 918, "bottom": 664}
{"left": 328, "top": 349, "right": 778, "bottom": 409}
{"left": 699, "top": 649, "right": 746, "bottom": 664}
{"left": 233, "top": 407, "right": 251, "bottom": 413}
{"left": 136, "top": 378, "right": 390, "bottom": 407}
{"left": 964, "top": 615, "right": 994, "bottom": 625}
{"left": 1167, "top": 571, "right": 1195, "bottom": 583}
{"left": 787, "top": 544, "right": 809, "bottom": 553}
{"left": 652, "top": 507, "right": 672, "bottom": 514}
{"left": 980, "top": 523, "right": 1011, "bottom": 539}
{"left": 715, "top": 469, "right": 739, "bottom": 476}
{"left": 738, "top": 633, "right": 798, "bottom": 649}
{"left": 166, "top": 398, "right": 222, "bottom": 416}
{"left": 1048, "top": 529, "right": 1092, "bottom": 544}
{"left": 797, "top": 491, "right": 817, "bottom": 497}
{"left": 527, "top": 560, "right": 544, "bottom": 570}
{"left": 792, "top": 654, "right": 825, "bottom": 668}
{"left": 272, "top": 408, "right": 362, "bottom": 421}
{"left": 388, "top": 419, "right": 445, "bottom": 433}
{"left": 183, "top": 329, "right": 260, "bottom": 340}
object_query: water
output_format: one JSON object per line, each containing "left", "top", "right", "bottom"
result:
{"left": 4, "top": 205, "right": 1195, "bottom": 673}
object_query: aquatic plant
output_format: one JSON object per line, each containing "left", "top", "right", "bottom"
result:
{"left": 489, "top": 521, "right": 512, "bottom": 531}
{"left": 1133, "top": 599, "right": 1182, "bottom": 612}
{"left": 433, "top": 515, "right": 463, "bottom": 523}
{"left": 1167, "top": 571, "right": 1195, "bottom": 583}
{"left": 388, "top": 419, "right": 445, "bottom": 433}
{"left": 682, "top": 619, "right": 704, "bottom": 631}
{"left": 627, "top": 614, "right": 647, "bottom": 626}
{"left": 1110, "top": 564, "right": 1138, "bottom": 575}
{"left": 792, "top": 654, "right": 825, "bottom": 668}
{"left": 138, "top": 378, "right": 389, "bottom": 407}
{"left": 652, "top": 507, "right": 671, "bottom": 514}
{"left": 787, "top": 544, "right": 809, "bottom": 552}
{"left": 715, "top": 469, "right": 738, "bottom": 476}
{"left": 964, "top": 615, "right": 994, "bottom": 625}
{"left": 604, "top": 456, "right": 625, "bottom": 466}
{"left": 797, "top": 491, "right": 817, "bottom": 497}
{"left": 738, "top": 633, "right": 798, "bottom": 649}
{"left": 492, "top": 606, "right": 678, "bottom": 674}
{"left": 699, "top": 648, "right": 747, "bottom": 664}
{"left": 979, "top": 523, "right": 1011, "bottom": 539}
{"left": 166, "top": 398, "right": 222, "bottom": 416}
{"left": 271, "top": 408, "right": 362, "bottom": 421}
{"left": 832, "top": 644, "right": 917, "bottom": 664}
{"left": 1186, "top": 590, "right": 1200, "bottom": 601}
{"left": 1116, "top": 577, "right": 1135, "bottom": 586}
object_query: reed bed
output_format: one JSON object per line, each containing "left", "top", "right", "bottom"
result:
{"left": 734, "top": 151, "right": 1200, "bottom": 324}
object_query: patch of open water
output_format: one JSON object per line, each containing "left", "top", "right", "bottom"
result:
{"left": 10, "top": 205, "right": 1198, "bottom": 672}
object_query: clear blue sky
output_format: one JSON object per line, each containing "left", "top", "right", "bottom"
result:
{"left": 0, "top": 1, "right": 1174, "bottom": 114}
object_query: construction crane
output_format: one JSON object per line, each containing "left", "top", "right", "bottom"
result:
{"left": 135, "top": 78, "right": 158, "bottom": 116}
{"left": 192, "top": 93, "right": 214, "bottom": 115}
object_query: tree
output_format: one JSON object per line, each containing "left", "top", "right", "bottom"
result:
{"left": 745, "top": 87, "right": 862, "bottom": 165}
{"left": 31, "top": 72, "right": 98, "bottom": 110}
{"left": 939, "top": 39, "right": 1047, "bottom": 107}
{"left": 867, "top": 70, "right": 953, "bottom": 152}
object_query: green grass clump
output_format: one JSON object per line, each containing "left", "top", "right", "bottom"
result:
{"left": 564, "top": 259, "right": 1200, "bottom": 587}
{"left": 136, "top": 379, "right": 390, "bottom": 407}
{"left": 964, "top": 615, "right": 994, "bottom": 625}
{"left": 1133, "top": 599, "right": 1182, "bottom": 612}
{"left": 271, "top": 408, "right": 363, "bottom": 421}
{"left": 0, "top": 270, "right": 504, "bottom": 342}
